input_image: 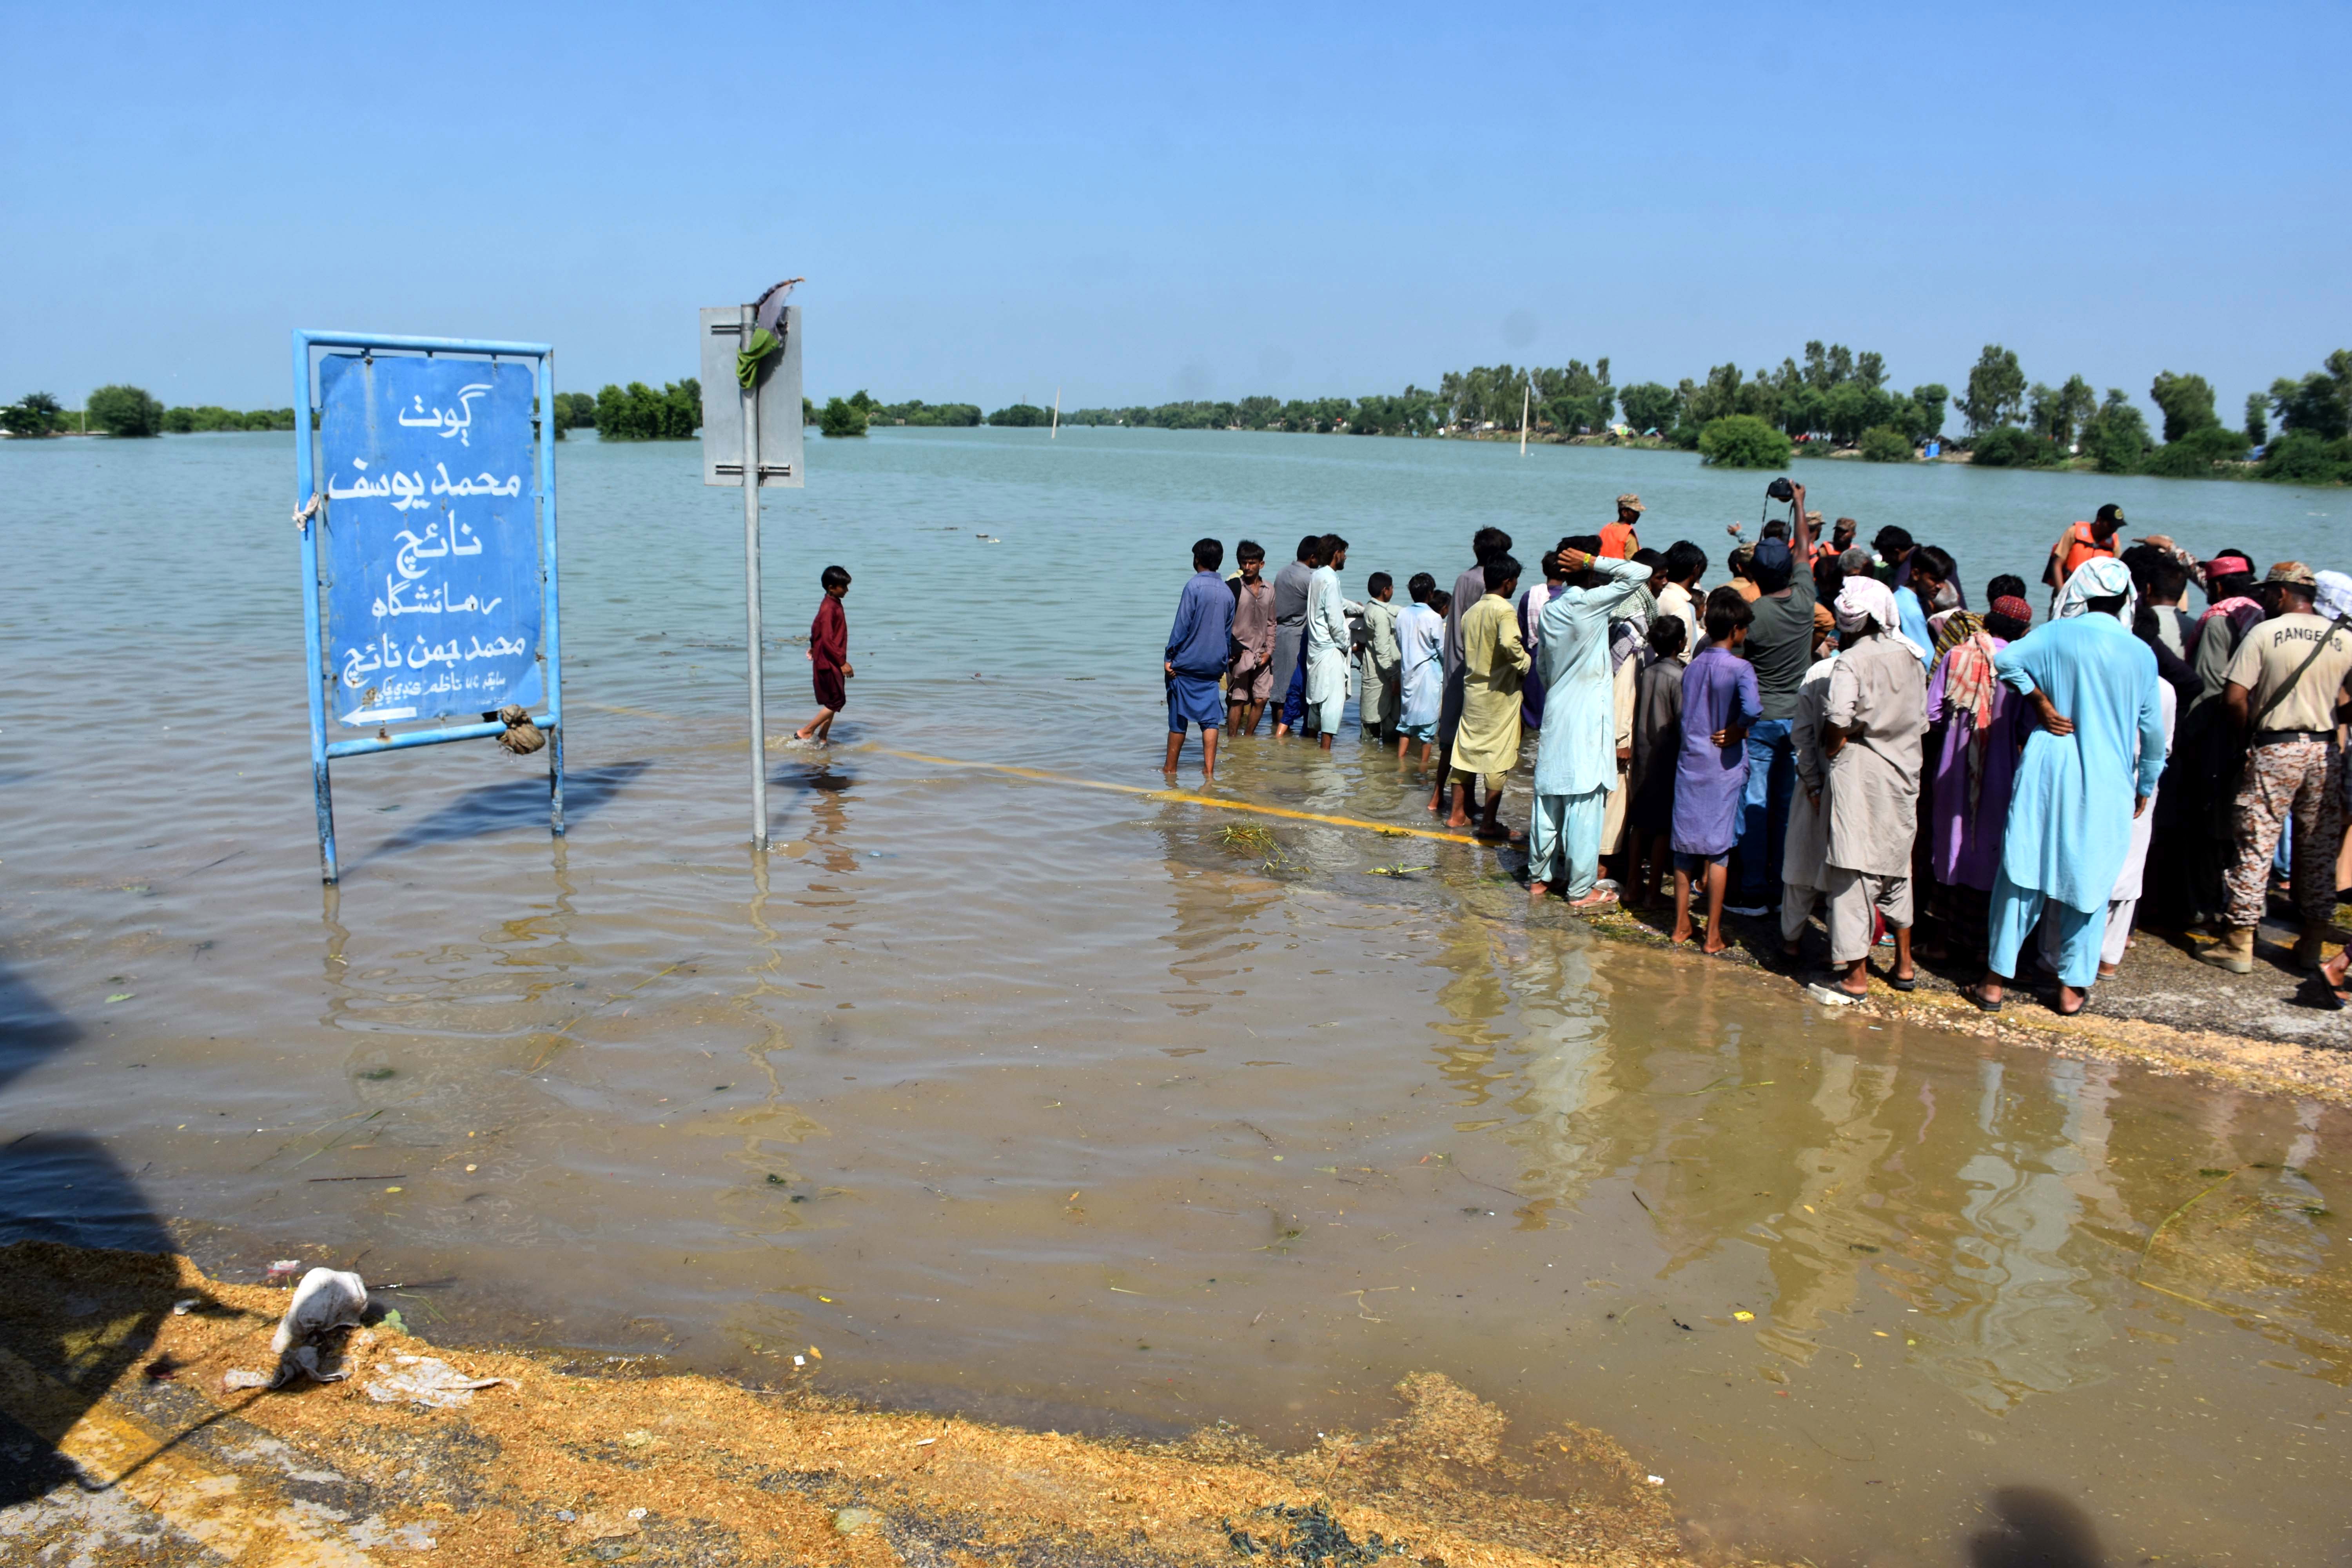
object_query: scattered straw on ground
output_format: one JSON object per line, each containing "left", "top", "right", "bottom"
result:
{"left": 0, "top": 1243, "right": 1790, "bottom": 1567}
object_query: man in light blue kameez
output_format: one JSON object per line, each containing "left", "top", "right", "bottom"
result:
{"left": 1303, "top": 534, "right": 1356, "bottom": 750}
{"left": 1964, "top": 558, "right": 2166, "bottom": 1016}
{"left": 1527, "top": 547, "right": 1654, "bottom": 907}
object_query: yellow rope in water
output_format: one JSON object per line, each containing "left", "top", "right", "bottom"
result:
{"left": 862, "top": 746, "right": 1485, "bottom": 846}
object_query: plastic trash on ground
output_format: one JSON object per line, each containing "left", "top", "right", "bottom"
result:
{"left": 364, "top": 1354, "right": 518, "bottom": 1408}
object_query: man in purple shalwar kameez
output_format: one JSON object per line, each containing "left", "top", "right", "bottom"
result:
{"left": 1671, "top": 587, "right": 1760, "bottom": 952}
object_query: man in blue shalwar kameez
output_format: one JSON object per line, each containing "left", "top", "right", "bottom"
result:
{"left": 1527, "top": 547, "right": 1654, "bottom": 907}
{"left": 1964, "top": 558, "right": 2165, "bottom": 1016}
{"left": 1164, "top": 537, "right": 1236, "bottom": 780}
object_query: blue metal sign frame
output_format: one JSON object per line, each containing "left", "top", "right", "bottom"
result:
{"left": 292, "top": 329, "right": 564, "bottom": 883}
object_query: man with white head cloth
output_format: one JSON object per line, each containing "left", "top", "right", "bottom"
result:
{"left": 1813, "top": 576, "right": 1928, "bottom": 1001}
{"left": 1963, "top": 557, "right": 2166, "bottom": 1016}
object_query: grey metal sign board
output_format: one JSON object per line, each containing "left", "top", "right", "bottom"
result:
{"left": 699, "top": 304, "right": 803, "bottom": 488}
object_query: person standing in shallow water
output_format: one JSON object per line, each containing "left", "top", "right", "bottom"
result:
{"left": 1269, "top": 536, "right": 1319, "bottom": 739}
{"left": 1225, "top": 541, "right": 1276, "bottom": 737}
{"left": 1672, "top": 588, "right": 1760, "bottom": 951}
{"left": 794, "top": 564, "right": 853, "bottom": 744}
{"left": 1163, "top": 537, "right": 1235, "bottom": 780}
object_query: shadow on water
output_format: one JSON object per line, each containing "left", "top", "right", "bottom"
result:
{"left": 1967, "top": 1486, "right": 2106, "bottom": 1568}
{"left": 0, "top": 958, "right": 80, "bottom": 1094}
{"left": 358, "top": 758, "right": 654, "bottom": 863}
{"left": 0, "top": 958, "right": 181, "bottom": 1507}
{"left": 769, "top": 762, "right": 853, "bottom": 792}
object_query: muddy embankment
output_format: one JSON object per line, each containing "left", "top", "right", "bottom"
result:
{"left": 0, "top": 1241, "right": 1749, "bottom": 1568}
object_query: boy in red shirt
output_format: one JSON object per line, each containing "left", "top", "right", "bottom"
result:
{"left": 794, "top": 565, "right": 853, "bottom": 744}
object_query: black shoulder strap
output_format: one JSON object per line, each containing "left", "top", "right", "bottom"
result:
{"left": 2250, "top": 614, "right": 2351, "bottom": 730}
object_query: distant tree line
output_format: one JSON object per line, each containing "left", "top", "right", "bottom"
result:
{"left": 3, "top": 385, "right": 300, "bottom": 437}
{"left": 1948, "top": 345, "right": 2352, "bottom": 484}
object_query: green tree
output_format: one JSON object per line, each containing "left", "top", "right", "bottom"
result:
{"left": 2147, "top": 370, "right": 2219, "bottom": 443}
{"left": 1696, "top": 413, "right": 1792, "bottom": 468}
{"left": 1969, "top": 426, "right": 2066, "bottom": 468}
{"left": 2143, "top": 424, "right": 2249, "bottom": 477}
{"left": 1907, "top": 384, "right": 1949, "bottom": 442}
{"left": 2257, "top": 430, "right": 2352, "bottom": 485}
{"left": 2269, "top": 351, "right": 2352, "bottom": 441}
{"left": 1683, "top": 363, "right": 1744, "bottom": 430}
{"left": 3, "top": 391, "right": 64, "bottom": 435}
{"left": 593, "top": 380, "right": 699, "bottom": 439}
{"left": 818, "top": 396, "right": 868, "bottom": 437}
{"left": 1959, "top": 346, "right": 2025, "bottom": 435}
{"left": 986, "top": 403, "right": 1050, "bottom": 427}
{"left": 1854, "top": 350, "right": 1887, "bottom": 390}
{"left": 2078, "top": 389, "right": 2151, "bottom": 473}
{"left": 1822, "top": 381, "right": 1894, "bottom": 445}
{"left": 87, "top": 383, "right": 163, "bottom": 437}
{"left": 2244, "top": 391, "right": 2269, "bottom": 447}
{"left": 1858, "top": 425, "right": 1914, "bottom": 463}
{"left": 1617, "top": 382, "right": 1678, "bottom": 435}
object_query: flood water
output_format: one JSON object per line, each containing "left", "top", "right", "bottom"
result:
{"left": 3, "top": 426, "right": 2347, "bottom": 1566}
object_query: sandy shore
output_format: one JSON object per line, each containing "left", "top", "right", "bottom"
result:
{"left": 0, "top": 1241, "right": 1760, "bottom": 1568}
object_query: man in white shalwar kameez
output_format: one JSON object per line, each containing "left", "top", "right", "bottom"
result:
{"left": 1303, "top": 535, "right": 1356, "bottom": 750}
{"left": 1527, "top": 549, "right": 1653, "bottom": 906}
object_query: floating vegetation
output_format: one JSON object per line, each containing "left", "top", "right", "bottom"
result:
{"left": 1367, "top": 864, "right": 1425, "bottom": 878}
{"left": 1218, "top": 822, "right": 1291, "bottom": 871}
{"left": 1225, "top": 1502, "right": 1409, "bottom": 1566}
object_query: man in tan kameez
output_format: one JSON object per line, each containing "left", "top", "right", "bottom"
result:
{"left": 1446, "top": 553, "right": 1530, "bottom": 840}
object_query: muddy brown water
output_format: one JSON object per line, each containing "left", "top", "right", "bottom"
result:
{"left": 4, "top": 429, "right": 2348, "bottom": 1565}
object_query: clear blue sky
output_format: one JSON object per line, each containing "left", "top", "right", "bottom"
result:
{"left": 4, "top": 2, "right": 2346, "bottom": 421}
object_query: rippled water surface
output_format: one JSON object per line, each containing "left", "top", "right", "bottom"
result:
{"left": 3, "top": 428, "right": 2347, "bottom": 1566}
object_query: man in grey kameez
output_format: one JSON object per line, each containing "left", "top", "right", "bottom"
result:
{"left": 1818, "top": 578, "right": 1927, "bottom": 1000}
{"left": 1269, "top": 537, "right": 1318, "bottom": 737}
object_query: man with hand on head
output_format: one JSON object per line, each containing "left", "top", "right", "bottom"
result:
{"left": 1526, "top": 543, "right": 1654, "bottom": 907}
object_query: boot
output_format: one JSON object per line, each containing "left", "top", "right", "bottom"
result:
{"left": 2201, "top": 926, "right": 2256, "bottom": 974}
{"left": 2295, "top": 924, "right": 2332, "bottom": 973}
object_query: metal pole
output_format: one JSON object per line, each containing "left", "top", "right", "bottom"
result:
{"left": 537, "top": 352, "right": 566, "bottom": 836}
{"left": 292, "top": 330, "right": 339, "bottom": 884}
{"left": 740, "top": 302, "right": 769, "bottom": 851}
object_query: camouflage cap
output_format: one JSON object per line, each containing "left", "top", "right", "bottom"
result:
{"left": 2265, "top": 561, "right": 2318, "bottom": 588}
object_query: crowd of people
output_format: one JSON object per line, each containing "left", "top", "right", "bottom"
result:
{"left": 1163, "top": 486, "right": 2352, "bottom": 1014}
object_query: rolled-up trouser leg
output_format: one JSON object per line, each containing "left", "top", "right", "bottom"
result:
{"left": 1826, "top": 867, "right": 1913, "bottom": 965}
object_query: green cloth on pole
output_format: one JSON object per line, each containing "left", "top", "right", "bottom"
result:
{"left": 736, "top": 326, "right": 779, "bottom": 389}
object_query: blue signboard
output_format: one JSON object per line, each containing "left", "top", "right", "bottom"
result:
{"left": 293, "top": 329, "right": 564, "bottom": 885}
{"left": 318, "top": 355, "right": 543, "bottom": 725}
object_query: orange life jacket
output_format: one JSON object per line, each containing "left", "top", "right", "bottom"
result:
{"left": 1599, "top": 521, "right": 1637, "bottom": 559}
{"left": 2056, "top": 522, "right": 2116, "bottom": 579}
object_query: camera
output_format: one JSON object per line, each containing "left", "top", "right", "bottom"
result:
{"left": 1765, "top": 477, "right": 1796, "bottom": 503}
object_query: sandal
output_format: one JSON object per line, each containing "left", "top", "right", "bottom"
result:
{"left": 1958, "top": 984, "right": 2004, "bottom": 1013}
{"left": 2297, "top": 974, "right": 2348, "bottom": 1013}
{"left": 1886, "top": 972, "right": 1917, "bottom": 992}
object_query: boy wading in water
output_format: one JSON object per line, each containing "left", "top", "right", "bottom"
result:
{"left": 794, "top": 565, "right": 853, "bottom": 744}
{"left": 1164, "top": 537, "right": 1236, "bottom": 779}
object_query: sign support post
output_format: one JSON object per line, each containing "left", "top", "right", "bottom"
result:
{"left": 739, "top": 302, "right": 769, "bottom": 850}
{"left": 700, "top": 301, "right": 804, "bottom": 854}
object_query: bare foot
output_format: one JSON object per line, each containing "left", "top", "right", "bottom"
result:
{"left": 1528, "top": 881, "right": 1550, "bottom": 900}
{"left": 1703, "top": 935, "right": 1732, "bottom": 956}
{"left": 1445, "top": 815, "right": 1473, "bottom": 831}
{"left": 1670, "top": 924, "right": 1693, "bottom": 945}
{"left": 1568, "top": 889, "right": 1617, "bottom": 911}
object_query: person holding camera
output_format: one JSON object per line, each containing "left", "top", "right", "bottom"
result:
{"left": 1726, "top": 481, "right": 1818, "bottom": 916}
